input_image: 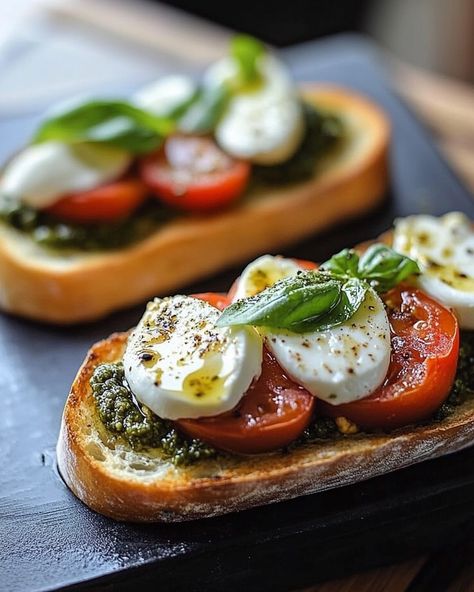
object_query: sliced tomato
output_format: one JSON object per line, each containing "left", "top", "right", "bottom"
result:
{"left": 192, "top": 292, "right": 230, "bottom": 311}
{"left": 178, "top": 348, "right": 315, "bottom": 454}
{"left": 321, "top": 286, "right": 459, "bottom": 429}
{"left": 140, "top": 135, "right": 250, "bottom": 211}
{"left": 294, "top": 258, "right": 318, "bottom": 270}
{"left": 46, "top": 178, "right": 147, "bottom": 223}
{"left": 180, "top": 291, "right": 315, "bottom": 454}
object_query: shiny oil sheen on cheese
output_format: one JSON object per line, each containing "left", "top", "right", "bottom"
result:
{"left": 123, "top": 295, "right": 262, "bottom": 420}
{"left": 393, "top": 213, "right": 474, "bottom": 329}
{"left": 232, "top": 255, "right": 392, "bottom": 405}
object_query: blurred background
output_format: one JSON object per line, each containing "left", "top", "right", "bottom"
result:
{"left": 0, "top": 0, "right": 473, "bottom": 188}
{"left": 163, "top": 0, "right": 474, "bottom": 81}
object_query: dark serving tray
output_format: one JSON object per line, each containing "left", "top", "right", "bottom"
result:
{"left": 1, "top": 34, "right": 474, "bottom": 592}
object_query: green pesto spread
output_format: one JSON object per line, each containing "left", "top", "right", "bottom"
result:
{"left": 251, "top": 102, "right": 343, "bottom": 185}
{"left": 0, "top": 199, "right": 174, "bottom": 251}
{"left": 91, "top": 332, "right": 474, "bottom": 465}
{"left": 90, "top": 362, "right": 216, "bottom": 466}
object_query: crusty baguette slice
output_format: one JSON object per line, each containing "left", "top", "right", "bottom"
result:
{"left": 57, "top": 331, "right": 474, "bottom": 522}
{"left": 0, "top": 85, "right": 389, "bottom": 324}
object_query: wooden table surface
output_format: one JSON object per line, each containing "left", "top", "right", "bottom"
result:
{"left": 11, "top": 2, "right": 474, "bottom": 590}
{"left": 393, "top": 61, "right": 474, "bottom": 196}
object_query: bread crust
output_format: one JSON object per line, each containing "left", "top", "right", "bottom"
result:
{"left": 57, "top": 331, "right": 474, "bottom": 522}
{"left": 0, "top": 85, "right": 389, "bottom": 324}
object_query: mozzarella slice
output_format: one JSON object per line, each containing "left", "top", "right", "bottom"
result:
{"left": 1, "top": 142, "right": 131, "bottom": 209}
{"left": 133, "top": 75, "right": 196, "bottom": 116}
{"left": 205, "top": 54, "right": 304, "bottom": 165}
{"left": 393, "top": 212, "right": 474, "bottom": 329}
{"left": 262, "top": 289, "right": 391, "bottom": 405}
{"left": 123, "top": 295, "right": 262, "bottom": 420}
{"left": 232, "top": 254, "right": 303, "bottom": 301}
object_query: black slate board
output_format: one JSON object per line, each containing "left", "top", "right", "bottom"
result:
{"left": 1, "top": 34, "right": 474, "bottom": 592}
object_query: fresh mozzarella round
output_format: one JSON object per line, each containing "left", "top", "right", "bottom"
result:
{"left": 262, "top": 289, "right": 391, "bottom": 405}
{"left": 232, "top": 254, "right": 303, "bottom": 301}
{"left": 133, "top": 75, "right": 196, "bottom": 116}
{"left": 123, "top": 295, "right": 262, "bottom": 420}
{"left": 1, "top": 142, "right": 131, "bottom": 209}
{"left": 205, "top": 54, "right": 304, "bottom": 165}
{"left": 393, "top": 212, "right": 474, "bottom": 329}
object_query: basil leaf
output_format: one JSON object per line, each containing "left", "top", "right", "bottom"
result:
{"left": 181, "top": 34, "right": 264, "bottom": 133}
{"left": 216, "top": 272, "right": 342, "bottom": 330}
{"left": 290, "top": 279, "right": 368, "bottom": 332}
{"left": 358, "top": 244, "right": 420, "bottom": 292}
{"left": 217, "top": 271, "right": 371, "bottom": 333}
{"left": 179, "top": 84, "right": 230, "bottom": 133}
{"left": 34, "top": 100, "right": 174, "bottom": 154}
{"left": 321, "top": 243, "right": 420, "bottom": 292}
{"left": 321, "top": 248, "right": 360, "bottom": 278}
{"left": 218, "top": 243, "right": 418, "bottom": 333}
{"left": 161, "top": 88, "right": 199, "bottom": 120}
{"left": 230, "top": 34, "right": 265, "bottom": 86}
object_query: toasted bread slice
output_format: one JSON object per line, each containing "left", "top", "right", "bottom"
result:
{"left": 0, "top": 86, "right": 389, "bottom": 325}
{"left": 57, "top": 331, "right": 474, "bottom": 522}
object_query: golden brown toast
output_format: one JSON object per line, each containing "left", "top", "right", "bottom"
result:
{"left": 57, "top": 331, "right": 474, "bottom": 522}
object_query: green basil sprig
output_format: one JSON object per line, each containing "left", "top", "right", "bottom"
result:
{"left": 34, "top": 100, "right": 175, "bottom": 154}
{"left": 217, "top": 273, "right": 368, "bottom": 333}
{"left": 217, "top": 244, "right": 419, "bottom": 333}
{"left": 181, "top": 34, "right": 264, "bottom": 133}
{"left": 230, "top": 34, "right": 265, "bottom": 87}
{"left": 322, "top": 243, "right": 420, "bottom": 292}
{"left": 299, "top": 278, "right": 368, "bottom": 332}
{"left": 217, "top": 273, "right": 341, "bottom": 330}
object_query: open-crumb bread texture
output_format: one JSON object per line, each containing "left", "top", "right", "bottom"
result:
{"left": 0, "top": 85, "right": 389, "bottom": 324}
{"left": 57, "top": 332, "right": 474, "bottom": 522}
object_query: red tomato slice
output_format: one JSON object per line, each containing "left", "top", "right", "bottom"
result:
{"left": 180, "top": 292, "right": 315, "bottom": 454}
{"left": 46, "top": 178, "right": 147, "bottom": 223}
{"left": 140, "top": 135, "right": 250, "bottom": 211}
{"left": 192, "top": 292, "right": 230, "bottom": 311}
{"left": 178, "top": 348, "right": 315, "bottom": 454}
{"left": 321, "top": 286, "right": 459, "bottom": 429}
{"left": 294, "top": 258, "right": 318, "bottom": 270}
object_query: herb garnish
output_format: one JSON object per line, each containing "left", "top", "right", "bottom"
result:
{"left": 230, "top": 34, "right": 265, "bottom": 88}
{"left": 179, "top": 84, "right": 230, "bottom": 134}
{"left": 323, "top": 243, "right": 420, "bottom": 293}
{"left": 34, "top": 100, "right": 174, "bottom": 154}
{"left": 217, "top": 245, "right": 419, "bottom": 333}
{"left": 180, "top": 34, "right": 265, "bottom": 132}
